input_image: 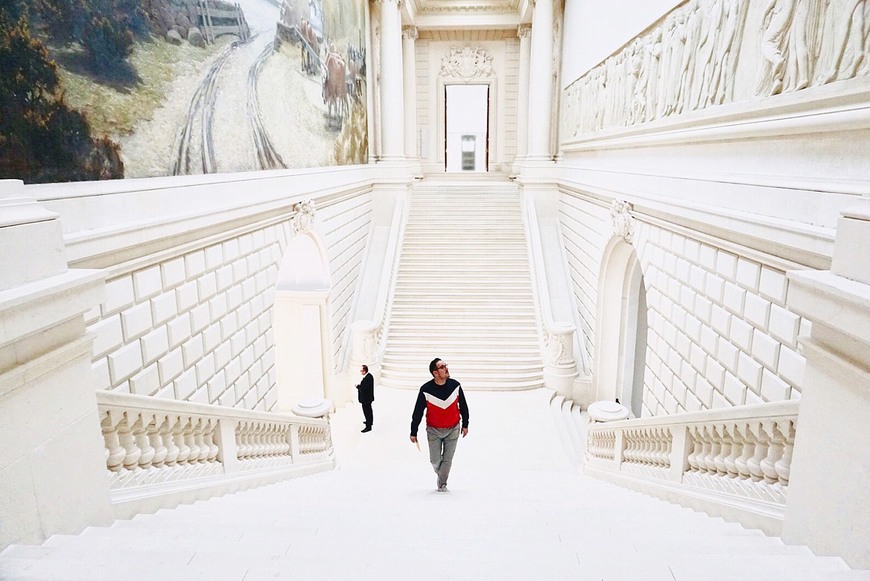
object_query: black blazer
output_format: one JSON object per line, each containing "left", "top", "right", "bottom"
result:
{"left": 357, "top": 373, "right": 374, "bottom": 404}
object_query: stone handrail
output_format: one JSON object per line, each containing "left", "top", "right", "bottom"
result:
{"left": 522, "top": 193, "right": 589, "bottom": 395}
{"left": 350, "top": 196, "right": 407, "bottom": 371}
{"left": 96, "top": 391, "right": 333, "bottom": 515}
{"left": 585, "top": 401, "right": 798, "bottom": 533}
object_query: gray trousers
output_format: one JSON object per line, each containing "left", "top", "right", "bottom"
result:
{"left": 426, "top": 423, "right": 461, "bottom": 487}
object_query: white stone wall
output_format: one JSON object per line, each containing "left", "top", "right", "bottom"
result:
{"left": 415, "top": 31, "right": 520, "bottom": 173}
{"left": 321, "top": 194, "right": 373, "bottom": 372}
{"left": 81, "top": 181, "right": 376, "bottom": 412}
{"left": 634, "top": 223, "right": 808, "bottom": 417}
{"left": 559, "top": 188, "right": 811, "bottom": 416}
{"left": 557, "top": 194, "right": 609, "bottom": 363}
{"left": 88, "top": 221, "right": 288, "bottom": 410}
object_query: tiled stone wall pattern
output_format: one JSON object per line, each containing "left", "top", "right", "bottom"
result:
{"left": 558, "top": 193, "right": 611, "bottom": 364}
{"left": 88, "top": 222, "right": 287, "bottom": 410}
{"left": 88, "top": 193, "right": 374, "bottom": 411}
{"left": 321, "top": 194, "right": 373, "bottom": 372}
{"left": 558, "top": 193, "right": 808, "bottom": 418}
{"left": 635, "top": 223, "right": 808, "bottom": 417}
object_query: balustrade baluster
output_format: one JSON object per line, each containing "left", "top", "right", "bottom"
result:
{"left": 194, "top": 419, "right": 209, "bottom": 462}
{"left": 101, "top": 412, "right": 125, "bottom": 472}
{"left": 149, "top": 416, "right": 168, "bottom": 467}
{"left": 133, "top": 415, "right": 155, "bottom": 469}
{"left": 270, "top": 424, "right": 280, "bottom": 456}
{"left": 760, "top": 421, "right": 783, "bottom": 484}
{"left": 281, "top": 426, "right": 292, "bottom": 456}
{"left": 176, "top": 419, "right": 192, "bottom": 465}
{"left": 775, "top": 419, "right": 795, "bottom": 485}
{"left": 640, "top": 430, "right": 654, "bottom": 466}
{"left": 254, "top": 423, "right": 265, "bottom": 458}
{"left": 747, "top": 423, "right": 768, "bottom": 482}
{"left": 723, "top": 424, "right": 741, "bottom": 478}
{"left": 236, "top": 422, "right": 248, "bottom": 460}
{"left": 205, "top": 420, "right": 220, "bottom": 462}
{"left": 703, "top": 425, "right": 719, "bottom": 475}
{"left": 735, "top": 424, "right": 754, "bottom": 480}
{"left": 712, "top": 424, "right": 729, "bottom": 475}
{"left": 687, "top": 426, "right": 702, "bottom": 472}
{"left": 164, "top": 417, "right": 181, "bottom": 466}
{"left": 118, "top": 414, "right": 142, "bottom": 470}
{"left": 622, "top": 431, "right": 632, "bottom": 463}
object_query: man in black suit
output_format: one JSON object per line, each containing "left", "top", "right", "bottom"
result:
{"left": 356, "top": 365, "right": 374, "bottom": 432}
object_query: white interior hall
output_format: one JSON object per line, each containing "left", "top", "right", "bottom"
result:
{"left": 2, "top": 0, "right": 870, "bottom": 578}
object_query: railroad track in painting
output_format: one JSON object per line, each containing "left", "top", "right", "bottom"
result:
{"left": 247, "top": 41, "right": 286, "bottom": 170}
{"left": 171, "top": 38, "right": 250, "bottom": 176}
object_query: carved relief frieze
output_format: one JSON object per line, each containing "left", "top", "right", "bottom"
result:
{"left": 291, "top": 200, "right": 316, "bottom": 235}
{"left": 440, "top": 46, "right": 494, "bottom": 80}
{"left": 562, "top": 0, "right": 870, "bottom": 139}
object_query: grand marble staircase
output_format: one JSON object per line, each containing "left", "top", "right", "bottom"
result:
{"left": 379, "top": 177, "right": 545, "bottom": 391}
{"left": 2, "top": 388, "right": 865, "bottom": 580}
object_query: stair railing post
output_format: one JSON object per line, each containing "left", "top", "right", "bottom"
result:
{"left": 614, "top": 429, "right": 625, "bottom": 469}
{"left": 218, "top": 418, "right": 240, "bottom": 474}
{"left": 290, "top": 424, "right": 301, "bottom": 459}
{"left": 669, "top": 425, "right": 691, "bottom": 482}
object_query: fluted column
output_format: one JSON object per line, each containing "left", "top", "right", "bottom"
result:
{"left": 377, "top": 0, "right": 405, "bottom": 161}
{"left": 515, "top": 23, "right": 532, "bottom": 165}
{"left": 526, "top": 0, "right": 554, "bottom": 160}
{"left": 402, "top": 26, "right": 418, "bottom": 160}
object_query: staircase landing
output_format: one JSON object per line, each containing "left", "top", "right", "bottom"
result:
{"left": 1, "top": 389, "right": 865, "bottom": 580}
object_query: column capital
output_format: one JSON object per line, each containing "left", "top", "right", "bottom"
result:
{"left": 517, "top": 23, "right": 532, "bottom": 39}
{"left": 402, "top": 25, "right": 418, "bottom": 40}
{"left": 373, "top": 0, "right": 402, "bottom": 7}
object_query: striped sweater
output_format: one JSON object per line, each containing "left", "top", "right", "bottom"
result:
{"left": 410, "top": 378, "right": 470, "bottom": 437}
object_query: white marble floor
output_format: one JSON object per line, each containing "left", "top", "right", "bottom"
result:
{"left": 1, "top": 387, "right": 867, "bottom": 580}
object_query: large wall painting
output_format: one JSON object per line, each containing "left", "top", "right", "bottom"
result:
{"left": 0, "top": 0, "right": 367, "bottom": 183}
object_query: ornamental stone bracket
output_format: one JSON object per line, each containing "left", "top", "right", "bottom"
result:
{"left": 440, "top": 46, "right": 494, "bottom": 80}
{"left": 610, "top": 200, "right": 635, "bottom": 243}
{"left": 291, "top": 200, "right": 316, "bottom": 236}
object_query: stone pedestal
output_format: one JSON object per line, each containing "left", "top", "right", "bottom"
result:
{"left": 783, "top": 200, "right": 870, "bottom": 569}
{"left": 0, "top": 181, "right": 111, "bottom": 548}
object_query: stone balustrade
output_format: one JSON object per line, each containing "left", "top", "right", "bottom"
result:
{"left": 97, "top": 391, "right": 334, "bottom": 516}
{"left": 585, "top": 400, "right": 798, "bottom": 533}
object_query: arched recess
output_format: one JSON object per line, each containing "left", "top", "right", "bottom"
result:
{"left": 273, "top": 231, "right": 333, "bottom": 410}
{"left": 593, "top": 237, "right": 648, "bottom": 417}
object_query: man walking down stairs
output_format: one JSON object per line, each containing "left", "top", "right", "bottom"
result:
{"left": 1, "top": 387, "right": 866, "bottom": 580}
{"left": 380, "top": 177, "right": 545, "bottom": 392}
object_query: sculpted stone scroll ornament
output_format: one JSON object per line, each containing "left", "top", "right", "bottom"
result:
{"left": 291, "top": 200, "right": 316, "bottom": 235}
{"left": 517, "top": 23, "right": 532, "bottom": 40}
{"left": 440, "top": 46, "right": 494, "bottom": 79}
{"left": 561, "top": 0, "right": 866, "bottom": 138}
{"left": 610, "top": 200, "right": 635, "bottom": 243}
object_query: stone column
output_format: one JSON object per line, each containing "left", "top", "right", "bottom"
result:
{"left": 402, "top": 26, "right": 418, "bottom": 160}
{"left": 526, "top": 0, "right": 554, "bottom": 160}
{"left": 782, "top": 199, "right": 870, "bottom": 570}
{"left": 377, "top": 0, "right": 405, "bottom": 161}
{"left": 514, "top": 23, "right": 532, "bottom": 166}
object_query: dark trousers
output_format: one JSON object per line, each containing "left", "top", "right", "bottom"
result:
{"left": 361, "top": 401, "right": 373, "bottom": 427}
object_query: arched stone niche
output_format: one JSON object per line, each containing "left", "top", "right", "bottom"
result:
{"left": 273, "top": 205, "right": 334, "bottom": 410}
{"left": 593, "top": 202, "right": 648, "bottom": 417}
